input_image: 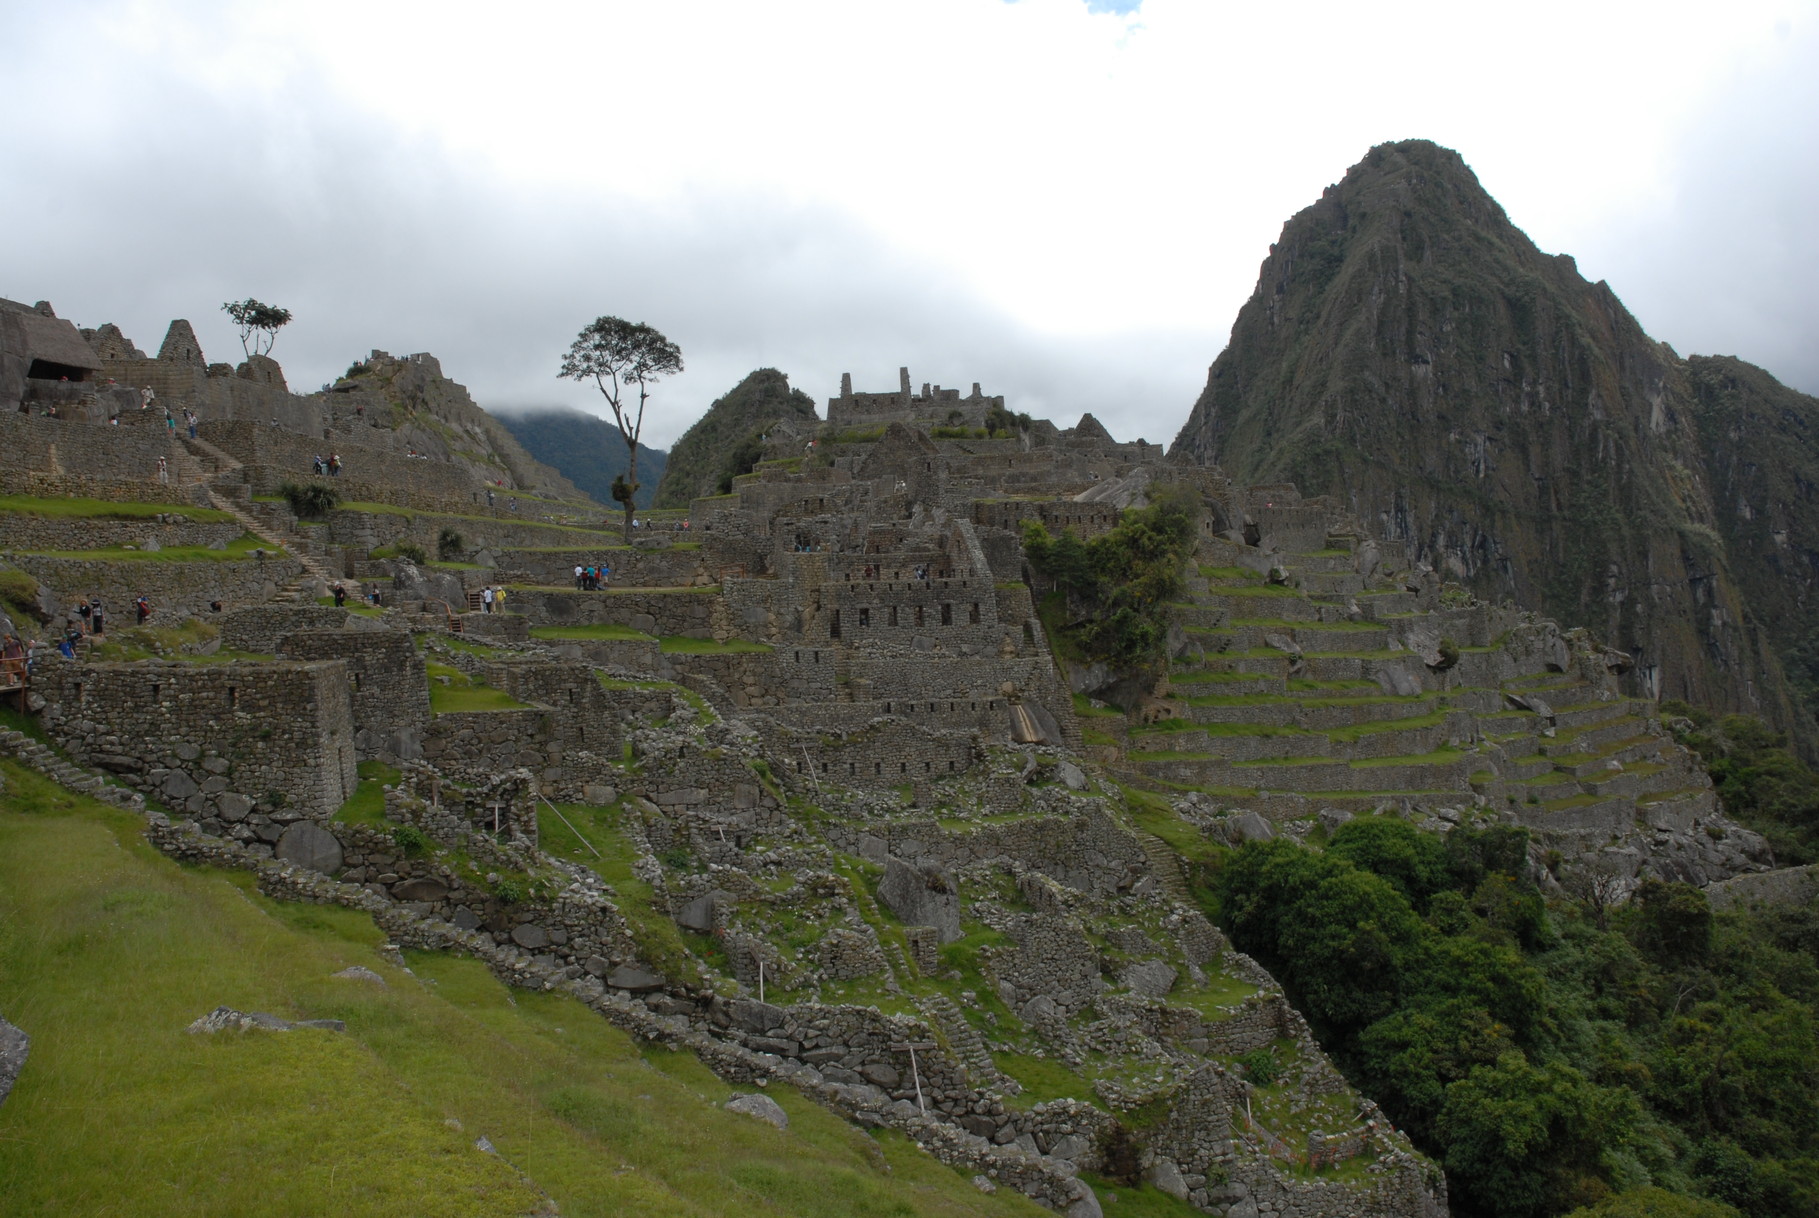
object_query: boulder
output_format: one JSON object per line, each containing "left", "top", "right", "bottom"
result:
{"left": 1055, "top": 760, "right": 1089, "bottom": 791}
{"left": 509, "top": 923, "right": 550, "bottom": 950}
{"left": 391, "top": 877, "right": 449, "bottom": 902}
{"left": 1226, "top": 810, "right": 1275, "bottom": 843}
{"left": 0, "top": 1015, "right": 27, "bottom": 1109}
{"left": 1119, "top": 959, "right": 1178, "bottom": 998}
{"left": 877, "top": 855, "right": 962, "bottom": 943}
{"left": 606, "top": 966, "right": 665, "bottom": 992}
{"left": 274, "top": 822, "right": 343, "bottom": 874}
{"left": 215, "top": 792, "right": 254, "bottom": 822}
{"left": 161, "top": 769, "right": 200, "bottom": 800}
{"left": 675, "top": 892, "right": 718, "bottom": 933}
{"left": 1147, "top": 1158, "right": 1190, "bottom": 1201}
{"left": 1373, "top": 666, "right": 1422, "bottom": 697}
{"left": 724, "top": 1092, "right": 789, "bottom": 1129}
{"left": 331, "top": 966, "right": 386, "bottom": 987}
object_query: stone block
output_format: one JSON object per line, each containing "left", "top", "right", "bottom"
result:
{"left": 392, "top": 878, "right": 449, "bottom": 902}
{"left": 877, "top": 854, "right": 962, "bottom": 943}
{"left": 724, "top": 1092, "right": 788, "bottom": 1129}
{"left": 274, "top": 822, "right": 342, "bottom": 874}
{"left": 606, "top": 966, "right": 665, "bottom": 992}
{"left": 510, "top": 923, "right": 550, "bottom": 950}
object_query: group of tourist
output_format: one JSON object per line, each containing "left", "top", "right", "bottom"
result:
{"left": 479, "top": 585, "right": 509, "bottom": 613}
{"left": 312, "top": 453, "right": 342, "bottom": 477}
{"left": 573, "top": 564, "right": 611, "bottom": 590}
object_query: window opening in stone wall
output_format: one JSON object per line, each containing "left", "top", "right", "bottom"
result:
{"left": 150, "top": 684, "right": 160, "bottom": 702}
{"left": 352, "top": 672, "right": 361, "bottom": 691}
{"left": 830, "top": 609, "right": 841, "bottom": 639}
{"left": 915, "top": 606, "right": 924, "bottom": 627}
{"left": 941, "top": 603, "right": 952, "bottom": 626}
{"left": 969, "top": 602, "right": 980, "bottom": 624}
{"left": 875, "top": 761, "right": 882, "bottom": 775}
{"left": 890, "top": 605, "right": 899, "bottom": 627}
{"left": 228, "top": 686, "right": 238, "bottom": 708}
{"left": 949, "top": 760, "right": 956, "bottom": 771}
{"left": 858, "top": 607, "right": 869, "bottom": 627}
{"left": 813, "top": 650, "right": 820, "bottom": 664}
{"left": 899, "top": 762, "right": 907, "bottom": 773}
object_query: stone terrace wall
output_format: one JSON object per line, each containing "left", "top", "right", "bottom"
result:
{"left": 15, "top": 554, "right": 302, "bottom": 621}
{"left": 515, "top": 587, "right": 723, "bottom": 638}
{"left": 5, "top": 471, "right": 213, "bottom": 506}
{"left": 220, "top": 605, "right": 370, "bottom": 652}
{"left": 203, "top": 419, "right": 479, "bottom": 502}
{"left": 0, "top": 409, "right": 187, "bottom": 481}
{"left": 0, "top": 515, "right": 242, "bottom": 552}
{"left": 34, "top": 655, "right": 357, "bottom": 818}
{"left": 755, "top": 716, "right": 982, "bottom": 789}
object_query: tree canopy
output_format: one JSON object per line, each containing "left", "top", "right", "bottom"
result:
{"left": 221, "top": 298, "right": 292, "bottom": 358}
{"left": 557, "top": 316, "right": 683, "bottom": 541}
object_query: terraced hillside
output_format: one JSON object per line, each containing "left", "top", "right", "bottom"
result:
{"left": 1104, "top": 529, "right": 1769, "bottom": 889}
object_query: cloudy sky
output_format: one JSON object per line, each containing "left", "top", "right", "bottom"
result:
{"left": 3, "top": 1, "right": 1814, "bottom": 449}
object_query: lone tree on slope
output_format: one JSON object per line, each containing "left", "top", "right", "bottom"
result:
{"left": 558, "top": 316, "right": 684, "bottom": 542}
{"left": 221, "top": 298, "right": 293, "bottom": 358}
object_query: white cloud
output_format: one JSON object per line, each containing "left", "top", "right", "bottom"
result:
{"left": 1, "top": 0, "right": 1812, "bottom": 458}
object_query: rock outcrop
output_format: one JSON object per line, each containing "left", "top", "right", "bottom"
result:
{"left": 1169, "top": 139, "right": 1819, "bottom": 754}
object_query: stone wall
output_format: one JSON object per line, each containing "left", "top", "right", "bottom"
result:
{"left": 219, "top": 605, "right": 372, "bottom": 652}
{"left": 34, "top": 655, "right": 357, "bottom": 819}
{"left": 515, "top": 587, "right": 724, "bottom": 637}
{"left": 279, "top": 629, "right": 431, "bottom": 759}
{"left": 0, "top": 515, "right": 242, "bottom": 552}
{"left": 0, "top": 409, "right": 187, "bottom": 482}
{"left": 14, "top": 553, "right": 302, "bottom": 621}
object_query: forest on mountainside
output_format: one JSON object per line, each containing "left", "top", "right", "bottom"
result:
{"left": 1202, "top": 738, "right": 1819, "bottom": 1218}
{"left": 494, "top": 409, "right": 668, "bottom": 509}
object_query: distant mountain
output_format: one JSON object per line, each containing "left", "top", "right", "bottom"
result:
{"left": 494, "top": 409, "right": 669, "bottom": 509}
{"left": 654, "top": 369, "right": 818, "bottom": 508}
{"left": 1170, "top": 139, "right": 1819, "bottom": 749}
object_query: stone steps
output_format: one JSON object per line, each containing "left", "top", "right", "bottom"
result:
{"left": 1130, "top": 828, "right": 1193, "bottom": 902}
{"left": 205, "top": 488, "right": 335, "bottom": 598}
{"left": 914, "top": 992, "right": 1016, "bottom": 1095}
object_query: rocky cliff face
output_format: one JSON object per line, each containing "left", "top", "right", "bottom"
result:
{"left": 330, "top": 352, "right": 588, "bottom": 502}
{"left": 654, "top": 368, "right": 817, "bottom": 507}
{"left": 1170, "top": 139, "right": 1816, "bottom": 748}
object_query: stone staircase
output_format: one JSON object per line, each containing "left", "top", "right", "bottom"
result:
{"left": 1131, "top": 828, "right": 1193, "bottom": 901}
{"left": 914, "top": 992, "right": 1018, "bottom": 1095}
{"left": 204, "top": 488, "right": 336, "bottom": 603}
{"left": 0, "top": 727, "right": 143, "bottom": 811}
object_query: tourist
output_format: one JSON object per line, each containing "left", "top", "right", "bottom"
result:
{"left": 185, "top": 409, "right": 198, "bottom": 439}
{"left": 156, "top": 455, "right": 168, "bottom": 484}
{"left": 209, "top": 599, "right": 224, "bottom": 613}
{"left": 495, "top": 586, "right": 508, "bottom": 611}
{"left": 57, "top": 632, "right": 77, "bottom": 660}
{"left": 76, "top": 600, "right": 92, "bottom": 634}
{"left": 600, "top": 564, "right": 610, "bottom": 588}
{"left": 508, "top": 497, "right": 518, "bottom": 513}
{"left": 329, "top": 453, "right": 341, "bottom": 477}
{"left": 481, "top": 585, "right": 494, "bottom": 614}
{"left": 134, "top": 595, "right": 150, "bottom": 625}
{"left": 332, "top": 582, "right": 347, "bottom": 608}
{"left": 109, "top": 414, "right": 119, "bottom": 426}
{"left": 574, "top": 564, "right": 584, "bottom": 590}
{"left": 89, "top": 598, "right": 105, "bottom": 636}
{"left": 140, "top": 386, "right": 154, "bottom": 410}
{"left": 486, "top": 488, "right": 495, "bottom": 508}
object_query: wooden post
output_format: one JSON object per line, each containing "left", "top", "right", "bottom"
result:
{"left": 890, "top": 1040, "right": 937, "bottom": 1116}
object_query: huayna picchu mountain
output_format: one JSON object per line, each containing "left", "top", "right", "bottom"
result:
{"left": 1170, "top": 139, "right": 1819, "bottom": 755}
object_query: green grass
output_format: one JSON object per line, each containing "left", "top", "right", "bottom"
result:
{"left": 315, "top": 597, "right": 385, "bottom": 618}
{"left": 659, "top": 636, "right": 772, "bottom": 655}
{"left": 530, "top": 624, "right": 657, "bottom": 642}
{"left": 0, "top": 762, "right": 1044, "bottom": 1218}
{"left": 995, "top": 1052, "right": 1097, "bottom": 1108}
{"left": 0, "top": 493, "right": 236, "bottom": 522}
{"left": 426, "top": 661, "right": 534, "bottom": 714}
{"left": 17, "top": 532, "right": 282, "bottom": 562}
{"left": 332, "top": 760, "right": 400, "bottom": 827}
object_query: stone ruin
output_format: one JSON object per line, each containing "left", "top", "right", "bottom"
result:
{"left": 4, "top": 332, "right": 1801, "bottom": 1218}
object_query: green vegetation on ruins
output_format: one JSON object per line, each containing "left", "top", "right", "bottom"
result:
{"left": 0, "top": 764, "right": 1048, "bottom": 1218}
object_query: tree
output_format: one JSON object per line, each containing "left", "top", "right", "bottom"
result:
{"left": 221, "top": 299, "right": 293, "bottom": 358}
{"left": 558, "top": 317, "right": 684, "bottom": 541}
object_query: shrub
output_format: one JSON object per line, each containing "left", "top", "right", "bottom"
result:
{"left": 436, "top": 527, "right": 465, "bottom": 561}
{"left": 390, "top": 824, "right": 429, "bottom": 856}
{"left": 277, "top": 481, "right": 341, "bottom": 520}
{"left": 393, "top": 541, "right": 428, "bottom": 565}
{"left": 0, "top": 569, "right": 43, "bottom": 621}
{"left": 1236, "top": 1048, "right": 1280, "bottom": 1086}
{"left": 492, "top": 876, "right": 527, "bottom": 906}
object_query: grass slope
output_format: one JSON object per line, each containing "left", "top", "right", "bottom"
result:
{"left": 0, "top": 762, "right": 1044, "bottom": 1218}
